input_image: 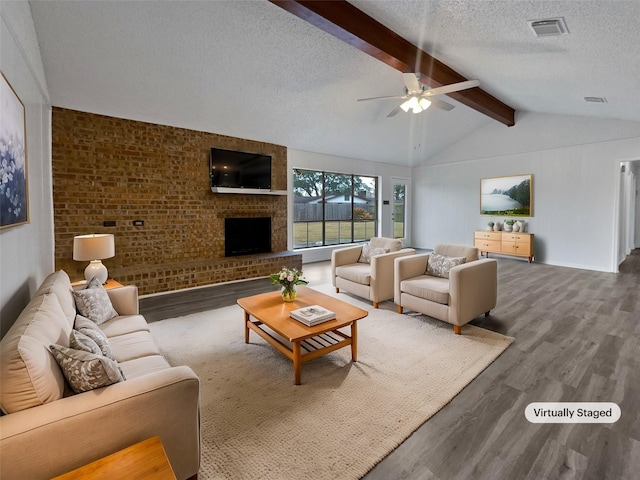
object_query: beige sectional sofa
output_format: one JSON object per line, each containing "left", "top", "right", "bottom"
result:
{"left": 0, "top": 270, "right": 200, "bottom": 480}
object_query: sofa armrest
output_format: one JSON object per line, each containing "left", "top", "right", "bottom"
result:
{"left": 107, "top": 285, "right": 139, "bottom": 315}
{"left": 370, "top": 248, "right": 415, "bottom": 303}
{"left": 394, "top": 253, "right": 430, "bottom": 303}
{"left": 0, "top": 366, "right": 200, "bottom": 480}
{"left": 449, "top": 258, "right": 498, "bottom": 325}
{"left": 331, "top": 245, "right": 364, "bottom": 286}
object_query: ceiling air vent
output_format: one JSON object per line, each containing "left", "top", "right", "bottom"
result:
{"left": 584, "top": 97, "right": 608, "bottom": 103}
{"left": 528, "top": 17, "right": 569, "bottom": 37}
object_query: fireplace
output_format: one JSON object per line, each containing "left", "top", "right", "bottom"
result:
{"left": 225, "top": 217, "right": 272, "bottom": 257}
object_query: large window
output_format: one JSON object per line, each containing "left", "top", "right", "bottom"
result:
{"left": 293, "top": 169, "right": 378, "bottom": 249}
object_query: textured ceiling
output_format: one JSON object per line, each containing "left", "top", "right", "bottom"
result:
{"left": 29, "top": 0, "right": 640, "bottom": 167}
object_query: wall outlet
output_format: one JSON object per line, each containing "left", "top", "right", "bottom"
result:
{"left": 133, "top": 220, "right": 144, "bottom": 226}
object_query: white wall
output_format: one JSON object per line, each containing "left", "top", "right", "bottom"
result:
{"left": 287, "top": 149, "right": 412, "bottom": 263}
{"left": 412, "top": 112, "right": 640, "bottom": 272}
{"left": 0, "top": 2, "right": 52, "bottom": 337}
{"left": 632, "top": 161, "right": 640, "bottom": 249}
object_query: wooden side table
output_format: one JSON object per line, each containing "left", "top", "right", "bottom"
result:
{"left": 52, "top": 436, "right": 176, "bottom": 480}
{"left": 72, "top": 279, "right": 124, "bottom": 290}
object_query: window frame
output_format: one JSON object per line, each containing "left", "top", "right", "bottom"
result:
{"left": 293, "top": 168, "right": 379, "bottom": 249}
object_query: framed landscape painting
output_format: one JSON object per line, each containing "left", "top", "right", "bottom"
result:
{"left": 480, "top": 174, "right": 532, "bottom": 217}
{"left": 0, "top": 72, "right": 29, "bottom": 229}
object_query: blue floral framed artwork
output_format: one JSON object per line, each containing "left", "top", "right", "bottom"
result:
{"left": 1, "top": 72, "right": 29, "bottom": 229}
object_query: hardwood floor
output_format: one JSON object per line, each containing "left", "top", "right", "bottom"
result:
{"left": 139, "top": 262, "right": 333, "bottom": 322}
{"left": 139, "top": 277, "right": 275, "bottom": 322}
{"left": 365, "top": 250, "right": 640, "bottom": 480}
{"left": 140, "top": 251, "right": 640, "bottom": 479}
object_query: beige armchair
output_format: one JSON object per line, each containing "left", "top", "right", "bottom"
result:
{"left": 332, "top": 237, "right": 415, "bottom": 308}
{"left": 394, "top": 244, "right": 497, "bottom": 334}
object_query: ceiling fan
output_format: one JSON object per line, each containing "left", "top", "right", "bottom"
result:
{"left": 357, "top": 73, "right": 480, "bottom": 117}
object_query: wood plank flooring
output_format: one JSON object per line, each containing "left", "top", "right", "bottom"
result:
{"left": 365, "top": 250, "right": 640, "bottom": 480}
{"left": 139, "top": 277, "right": 275, "bottom": 322}
{"left": 139, "top": 251, "right": 640, "bottom": 479}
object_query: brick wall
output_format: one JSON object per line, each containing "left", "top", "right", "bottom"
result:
{"left": 52, "top": 108, "right": 301, "bottom": 295}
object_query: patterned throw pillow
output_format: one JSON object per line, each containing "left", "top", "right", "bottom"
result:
{"left": 357, "top": 243, "right": 390, "bottom": 264}
{"left": 426, "top": 253, "right": 466, "bottom": 278}
{"left": 69, "top": 329, "right": 102, "bottom": 356}
{"left": 49, "top": 344, "right": 125, "bottom": 393}
{"left": 72, "top": 282, "right": 118, "bottom": 325}
{"left": 85, "top": 276, "right": 102, "bottom": 289}
{"left": 74, "top": 315, "right": 116, "bottom": 361}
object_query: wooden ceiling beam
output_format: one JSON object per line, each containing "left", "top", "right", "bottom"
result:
{"left": 269, "top": 0, "right": 515, "bottom": 126}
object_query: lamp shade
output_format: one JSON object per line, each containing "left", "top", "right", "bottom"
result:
{"left": 73, "top": 234, "right": 115, "bottom": 261}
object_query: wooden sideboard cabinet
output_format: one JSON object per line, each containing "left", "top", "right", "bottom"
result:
{"left": 474, "top": 230, "right": 501, "bottom": 254}
{"left": 474, "top": 230, "right": 534, "bottom": 263}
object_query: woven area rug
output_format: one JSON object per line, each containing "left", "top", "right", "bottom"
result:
{"left": 149, "top": 284, "right": 514, "bottom": 480}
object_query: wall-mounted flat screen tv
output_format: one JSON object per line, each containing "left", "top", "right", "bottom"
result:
{"left": 210, "top": 147, "right": 272, "bottom": 190}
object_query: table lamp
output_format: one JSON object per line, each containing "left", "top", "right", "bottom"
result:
{"left": 73, "top": 234, "right": 115, "bottom": 284}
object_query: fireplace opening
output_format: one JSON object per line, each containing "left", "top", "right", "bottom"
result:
{"left": 225, "top": 217, "right": 271, "bottom": 257}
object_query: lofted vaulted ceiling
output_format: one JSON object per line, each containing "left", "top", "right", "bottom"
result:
{"left": 29, "top": 0, "right": 640, "bottom": 167}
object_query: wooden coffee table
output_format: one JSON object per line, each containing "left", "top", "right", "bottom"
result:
{"left": 237, "top": 286, "right": 368, "bottom": 385}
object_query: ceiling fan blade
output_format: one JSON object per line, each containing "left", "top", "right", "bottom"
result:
{"left": 402, "top": 73, "right": 421, "bottom": 93}
{"left": 428, "top": 97, "right": 455, "bottom": 111}
{"left": 386, "top": 105, "right": 404, "bottom": 117}
{"left": 424, "top": 79, "right": 480, "bottom": 97}
{"left": 357, "top": 94, "right": 407, "bottom": 102}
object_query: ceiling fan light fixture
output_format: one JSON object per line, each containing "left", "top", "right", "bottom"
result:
{"left": 400, "top": 96, "right": 422, "bottom": 113}
{"left": 418, "top": 98, "right": 431, "bottom": 110}
{"left": 362, "top": 75, "right": 477, "bottom": 117}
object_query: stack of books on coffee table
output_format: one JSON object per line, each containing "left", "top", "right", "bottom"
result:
{"left": 290, "top": 305, "right": 336, "bottom": 326}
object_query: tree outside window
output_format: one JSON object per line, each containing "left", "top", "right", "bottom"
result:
{"left": 293, "top": 169, "right": 378, "bottom": 248}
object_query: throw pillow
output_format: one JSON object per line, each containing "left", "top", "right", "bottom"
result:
{"left": 69, "top": 329, "right": 103, "bottom": 356}
{"left": 49, "top": 344, "right": 125, "bottom": 393}
{"left": 85, "top": 276, "right": 102, "bottom": 289}
{"left": 74, "top": 315, "right": 116, "bottom": 361}
{"left": 426, "top": 253, "right": 466, "bottom": 279}
{"left": 357, "top": 243, "right": 390, "bottom": 264}
{"left": 72, "top": 285, "right": 118, "bottom": 325}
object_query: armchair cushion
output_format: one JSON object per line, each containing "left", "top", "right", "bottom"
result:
{"left": 335, "top": 263, "right": 371, "bottom": 286}
{"left": 400, "top": 275, "right": 450, "bottom": 305}
{"left": 426, "top": 253, "right": 466, "bottom": 278}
